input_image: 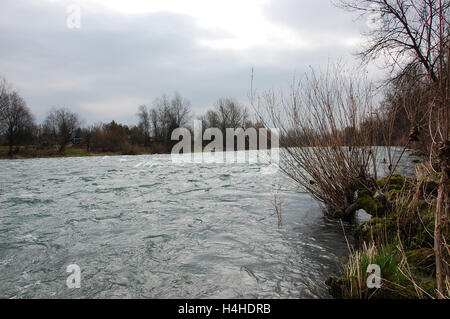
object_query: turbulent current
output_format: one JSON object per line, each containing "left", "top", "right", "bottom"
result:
{"left": 0, "top": 150, "right": 415, "bottom": 298}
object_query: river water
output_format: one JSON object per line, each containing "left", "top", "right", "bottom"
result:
{"left": 0, "top": 149, "right": 416, "bottom": 298}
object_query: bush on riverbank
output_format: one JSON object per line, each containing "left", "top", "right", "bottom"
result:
{"left": 253, "top": 65, "right": 386, "bottom": 221}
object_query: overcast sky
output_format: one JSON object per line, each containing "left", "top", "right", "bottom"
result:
{"left": 0, "top": 0, "right": 376, "bottom": 125}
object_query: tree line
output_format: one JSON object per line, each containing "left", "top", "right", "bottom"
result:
{"left": 1, "top": 72, "right": 435, "bottom": 158}
{"left": 0, "top": 85, "right": 259, "bottom": 157}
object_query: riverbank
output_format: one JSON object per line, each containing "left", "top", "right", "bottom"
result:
{"left": 326, "top": 166, "right": 449, "bottom": 298}
{"left": 0, "top": 145, "right": 160, "bottom": 159}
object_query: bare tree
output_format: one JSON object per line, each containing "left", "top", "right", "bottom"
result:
{"left": 150, "top": 92, "right": 191, "bottom": 143}
{"left": 137, "top": 105, "right": 151, "bottom": 146}
{"left": 0, "top": 85, "right": 35, "bottom": 156}
{"left": 201, "top": 109, "right": 220, "bottom": 129}
{"left": 150, "top": 107, "right": 161, "bottom": 141}
{"left": 44, "top": 108, "right": 80, "bottom": 153}
{"left": 0, "top": 77, "right": 8, "bottom": 122}
{"left": 203, "top": 98, "right": 249, "bottom": 132}
{"left": 340, "top": 0, "right": 449, "bottom": 83}
{"left": 169, "top": 92, "right": 191, "bottom": 127}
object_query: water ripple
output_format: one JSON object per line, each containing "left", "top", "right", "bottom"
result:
{"left": 0, "top": 153, "right": 367, "bottom": 298}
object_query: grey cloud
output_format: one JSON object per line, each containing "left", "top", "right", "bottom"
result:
{"left": 263, "top": 0, "right": 365, "bottom": 35}
{"left": 0, "top": 0, "right": 369, "bottom": 125}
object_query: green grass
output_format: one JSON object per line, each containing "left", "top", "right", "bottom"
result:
{"left": 326, "top": 243, "right": 435, "bottom": 299}
{"left": 64, "top": 148, "right": 90, "bottom": 157}
{"left": 0, "top": 145, "right": 93, "bottom": 158}
{"left": 327, "top": 173, "right": 446, "bottom": 299}
{"left": 358, "top": 245, "right": 408, "bottom": 286}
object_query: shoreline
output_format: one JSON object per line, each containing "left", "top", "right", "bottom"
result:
{"left": 0, "top": 147, "right": 163, "bottom": 160}
{"left": 1, "top": 145, "right": 418, "bottom": 161}
{"left": 325, "top": 166, "right": 448, "bottom": 299}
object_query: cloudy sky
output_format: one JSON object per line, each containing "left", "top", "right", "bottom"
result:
{"left": 0, "top": 0, "right": 375, "bottom": 125}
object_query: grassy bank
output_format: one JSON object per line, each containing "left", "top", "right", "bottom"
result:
{"left": 326, "top": 167, "right": 449, "bottom": 299}
{"left": 0, "top": 145, "right": 160, "bottom": 159}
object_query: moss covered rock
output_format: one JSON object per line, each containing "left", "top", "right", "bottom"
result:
{"left": 356, "top": 189, "right": 391, "bottom": 217}
{"left": 377, "top": 174, "right": 410, "bottom": 191}
{"left": 355, "top": 216, "right": 398, "bottom": 244}
{"left": 386, "top": 189, "right": 402, "bottom": 200}
{"left": 355, "top": 205, "right": 436, "bottom": 250}
{"left": 329, "top": 172, "right": 447, "bottom": 299}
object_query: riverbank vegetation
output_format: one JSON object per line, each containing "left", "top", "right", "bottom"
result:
{"left": 327, "top": 168, "right": 449, "bottom": 298}
{"left": 252, "top": 64, "right": 384, "bottom": 221}
{"left": 0, "top": 89, "right": 259, "bottom": 158}
{"left": 252, "top": 0, "right": 449, "bottom": 298}
{"left": 339, "top": 0, "right": 449, "bottom": 299}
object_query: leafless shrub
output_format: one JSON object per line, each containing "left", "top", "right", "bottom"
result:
{"left": 252, "top": 64, "right": 387, "bottom": 220}
{"left": 89, "top": 121, "right": 131, "bottom": 153}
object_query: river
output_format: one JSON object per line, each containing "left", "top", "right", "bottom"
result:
{"left": 0, "top": 149, "right": 416, "bottom": 298}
